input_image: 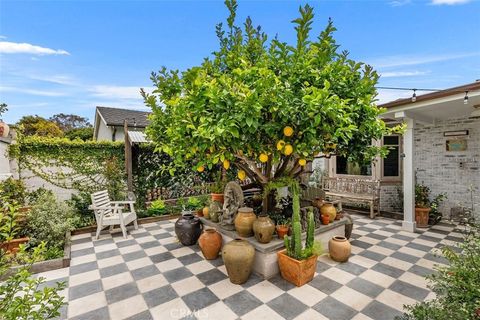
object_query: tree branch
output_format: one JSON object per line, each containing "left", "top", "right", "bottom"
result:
{"left": 274, "top": 155, "right": 291, "bottom": 178}
{"left": 234, "top": 154, "right": 268, "bottom": 184}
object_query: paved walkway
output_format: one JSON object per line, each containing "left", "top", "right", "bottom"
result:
{"left": 37, "top": 214, "right": 462, "bottom": 320}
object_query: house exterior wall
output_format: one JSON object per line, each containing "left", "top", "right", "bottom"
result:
{"left": 96, "top": 122, "right": 114, "bottom": 141}
{"left": 0, "top": 138, "right": 12, "bottom": 181}
{"left": 414, "top": 116, "right": 480, "bottom": 218}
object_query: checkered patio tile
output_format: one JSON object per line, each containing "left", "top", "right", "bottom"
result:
{"left": 36, "top": 215, "right": 461, "bottom": 320}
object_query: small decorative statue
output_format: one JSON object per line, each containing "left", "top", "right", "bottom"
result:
{"left": 220, "top": 181, "right": 244, "bottom": 230}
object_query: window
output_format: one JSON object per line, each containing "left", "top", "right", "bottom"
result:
{"left": 383, "top": 135, "right": 400, "bottom": 177}
{"left": 336, "top": 156, "right": 372, "bottom": 176}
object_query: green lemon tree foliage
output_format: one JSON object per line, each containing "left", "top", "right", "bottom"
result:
{"left": 143, "top": 1, "right": 400, "bottom": 190}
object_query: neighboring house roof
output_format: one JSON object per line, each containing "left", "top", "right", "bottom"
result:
{"left": 379, "top": 81, "right": 480, "bottom": 109}
{"left": 127, "top": 131, "right": 150, "bottom": 144}
{"left": 96, "top": 106, "right": 151, "bottom": 127}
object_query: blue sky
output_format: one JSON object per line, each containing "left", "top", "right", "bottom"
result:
{"left": 1, "top": 0, "right": 479, "bottom": 124}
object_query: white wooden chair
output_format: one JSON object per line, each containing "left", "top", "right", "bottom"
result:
{"left": 89, "top": 190, "right": 138, "bottom": 239}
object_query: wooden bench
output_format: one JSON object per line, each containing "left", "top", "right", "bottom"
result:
{"left": 322, "top": 177, "right": 380, "bottom": 219}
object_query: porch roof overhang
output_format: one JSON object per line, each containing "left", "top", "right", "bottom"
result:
{"left": 379, "top": 81, "right": 480, "bottom": 123}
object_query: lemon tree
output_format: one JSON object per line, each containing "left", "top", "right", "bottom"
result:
{"left": 143, "top": 0, "right": 400, "bottom": 189}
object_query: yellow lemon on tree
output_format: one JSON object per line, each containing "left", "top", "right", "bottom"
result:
{"left": 197, "top": 166, "right": 205, "bottom": 172}
{"left": 298, "top": 159, "right": 307, "bottom": 166}
{"left": 276, "top": 140, "right": 286, "bottom": 151}
{"left": 223, "top": 159, "right": 230, "bottom": 170}
{"left": 284, "top": 144, "right": 293, "bottom": 156}
{"left": 283, "top": 126, "right": 294, "bottom": 137}
{"left": 259, "top": 153, "right": 269, "bottom": 163}
{"left": 238, "top": 170, "right": 246, "bottom": 180}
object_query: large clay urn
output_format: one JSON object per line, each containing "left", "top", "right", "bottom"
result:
{"left": 222, "top": 238, "right": 255, "bottom": 284}
{"left": 415, "top": 207, "right": 430, "bottom": 228}
{"left": 328, "top": 236, "right": 351, "bottom": 262}
{"left": 234, "top": 207, "right": 256, "bottom": 237}
{"left": 320, "top": 202, "right": 337, "bottom": 223}
{"left": 252, "top": 214, "right": 275, "bottom": 243}
{"left": 198, "top": 228, "right": 223, "bottom": 260}
{"left": 174, "top": 213, "right": 203, "bottom": 246}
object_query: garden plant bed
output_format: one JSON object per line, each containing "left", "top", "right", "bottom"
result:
{"left": 2, "top": 231, "right": 72, "bottom": 278}
{"left": 70, "top": 214, "right": 181, "bottom": 236}
{"left": 199, "top": 216, "right": 347, "bottom": 279}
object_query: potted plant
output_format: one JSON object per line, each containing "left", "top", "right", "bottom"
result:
{"left": 277, "top": 183, "right": 322, "bottom": 287}
{"left": 0, "top": 200, "right": 29, "bottom": 254}
{"left": 415, "top": 184, "right": 431, "bottom": 228}
{"left": 276, "top": 217, "right": 290, "bottom": 240}
{"left": 210, "top": 172, "right": 226, "bottom": 203}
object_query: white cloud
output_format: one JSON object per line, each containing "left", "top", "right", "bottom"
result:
{"left": 431, "top": 0, "right": 471, "bottom": 5}
{"left": 390, "top": 0, "right": 411, "bottom": 6}
{"left": 380, "top": 70, "right": 429, "bottom": 78}
{"left": 27, "top": 74, "right": 76, "bottom": 85}
{"left": 376, "top": 89, "right": 412, "bottom": 104}
{"left": 0, "top": 41, "right": 70, "bottom": 55}
{"left": 0, "top": 36, "right": 6, "bottom": 40}
{"left": 89, "top": 85, "right": 153, "bottom": 100}
{"left": 368, "top": 52, "right": 480, "bottom": 69}
{"left": 0, "top": 86, "right": 66, "bottom": 97}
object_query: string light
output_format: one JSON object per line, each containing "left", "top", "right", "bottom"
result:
{"left": 464, "top": 91, "right": 469, "bottom": 105}
{"left": 411, "top": 89, "right": 417, "bottom": 102}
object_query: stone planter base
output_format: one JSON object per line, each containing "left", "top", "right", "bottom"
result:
{"left": 200, "top": 217, "right": 347, "bottom": 279}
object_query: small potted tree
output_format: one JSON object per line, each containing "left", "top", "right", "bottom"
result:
{"left": 276, "top": 217, "right": 290, "bottom": 240}
{"left": 210, "top": 172, "right": 226, "bottom": 203}
{"left": 415, "top": 184, "right": 431, "bottom": 228}
{"left": 277, "top": 183, "right": 322, "bottom": 287}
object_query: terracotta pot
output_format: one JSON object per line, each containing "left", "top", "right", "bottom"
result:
{"left": 321, "top": 214, "right": 330, "bottom": 225}
{"left": 222, "top": 238, "right": 255, "bottom": 284}
{"left": 253, "top": 214, "right": 275, "bottom": 243}
{"left": 234, "top": 207, "right": 256, "bottom": 237}
{"left": 0, "top": 237, "right": 29, "bottom": 254}
{"left": 0, "top": 122, "right": 10, "bottom": 138}
{"left": 276, "top": 225, "right": 289, "bottom": 239}
{"left": 202, "top": 206, "right": 209, "bottom": 219}
{"left": 198, "top": 228, "right": 223, "bottom": 260}
{"left": 277, "top": 249, "right": 317, "bottom": 287}
{"left": 320, "top": 202, "right": 337, "bottom": 223}
{"left": 329, "top": 236, "right": 351, "bottom": 262}
{"left": 415, "top": 207, "right": 431, "bottom": 228}
{"left": 211, "top": 193, "right": 224, "bottom": 203}
{"left": 174, "top": 213, "right": 203, "bottom": 246}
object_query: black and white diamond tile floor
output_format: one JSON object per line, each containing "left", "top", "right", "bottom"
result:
{"left": 36, "top": 215, "right": 461, "bottom": 320}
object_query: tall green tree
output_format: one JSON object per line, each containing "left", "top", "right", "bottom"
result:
{"left": 49, "top": 113, "right": 91, "bottom": 132}
{"left": 143, "top": 0, "right": 400, "bottom": 189}
{"left": 16, "top": 116, "right": 63, "bottom": 138}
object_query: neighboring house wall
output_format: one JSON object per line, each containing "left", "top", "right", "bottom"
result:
{"left": 96, "top": 122, "right": 114, "bottom": 141}
{"left": 0, "top": 138, "right": 12, "bottom": 181}
{"left": 414, "top": 116, "right": 480, "bottom": 218}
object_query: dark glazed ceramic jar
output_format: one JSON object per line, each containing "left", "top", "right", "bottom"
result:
{"left": 253, "top": 214, "right": 275, "bottom": 243}
{"left": 175, "top": 213, "right": 203, "bottom": 246}
{"left": 222, "top": 238, "right": 255, "bottom": 284}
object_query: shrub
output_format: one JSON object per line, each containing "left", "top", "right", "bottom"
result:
{"left": 0, "top": 243, "right": 66, "bottom": 319}
{"left": 25, "top": 193, "right": 79, "bottom": 249}
{"left": 146, "top": 199, "right": 167, "bottom": 216}
{"left": 68, "top": 192, "right": 95, "bottom": 228}
{"left": 0, "top": 178, "right": 27, "bottom": 206}
{"left": 397, "top": 222, "right": 480, "bottom": 320}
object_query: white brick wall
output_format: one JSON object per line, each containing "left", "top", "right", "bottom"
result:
{"left": 413, "top": 116, "right": 480, "bottom": 218}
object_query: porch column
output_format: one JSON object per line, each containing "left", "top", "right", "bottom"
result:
{"left": 402, "top": 117, "right": 416, "bottom": 232}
